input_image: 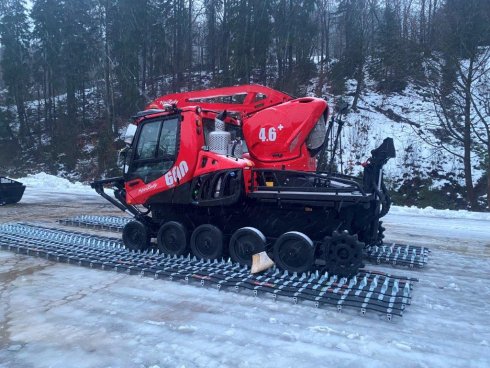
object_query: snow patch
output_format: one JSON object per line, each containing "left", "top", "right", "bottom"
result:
{"left": 17, "top": 172, "right": 95, "bottom": 194}
{"left": 390, "top": 205, "right": 490, "bottom": 221}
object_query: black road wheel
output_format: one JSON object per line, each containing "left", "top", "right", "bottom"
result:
{"left": 229, "top": 227, "right": 266, "bottom": 266}
{"left": 157, "top": 221, "right": 188, "bottom": 256}
{"left": 122, "top": 220, "right": 150, "bottom": 252}
{"left": 324, "top": 230, "right": 364, "bottom": 277}
{"left": 190, "top": 224, "right": 223, "bottom": 260}
{"left": 273, "top": 231, "right": 315, "bottom": 273}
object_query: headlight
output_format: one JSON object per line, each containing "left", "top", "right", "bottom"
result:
{"left": 306, "top": 115, "right": 326, "bottom": 150}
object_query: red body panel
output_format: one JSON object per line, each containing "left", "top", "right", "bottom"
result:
{"left": 149, "top": 85, "right": 293, "bottom": 116}
{"left": 126, "top": 85, "right": 329, "bottom": 205}
{"left": 243, "top": 97, "right": 327, "bottom": 171}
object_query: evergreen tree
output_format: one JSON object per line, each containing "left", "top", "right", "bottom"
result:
{"left": 109, "top": 0, "right": 145, "bottom": 116}
{"left": 204, "top": 0, "right": 219, "bottom": 75}
{"left": 0, "top": 0, "right": 31, "bottom": 142}
{"left": 31, "top": 0, "right": 63, "bottom": 137}
{"left": 375, "top": 2, "right": 408, "bottom": 92}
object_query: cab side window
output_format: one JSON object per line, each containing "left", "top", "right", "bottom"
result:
{"left": 128, "top": 117, "right": 179, "bottom": 183}
{"left": 136, "top": 120, "right": 161, "bottom": 160}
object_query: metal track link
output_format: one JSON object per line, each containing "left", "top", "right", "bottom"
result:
{"left": 59, "top": 215, "right": 431, "bottom": 269}
{"left": 365, "top": 243, "right": 430, "bottom": 268}
{"left": 59, "top": 215, "right": 129, "bottom": 232}
{"left": 0, "top": 223, "right": 417, "bottom": 319}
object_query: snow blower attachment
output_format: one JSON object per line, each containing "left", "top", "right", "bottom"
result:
{"left": 92, "top": 84, "right": 396, "bottom": 278}
{"left": 0, "top": 177, "right": 26, "bottom": 205}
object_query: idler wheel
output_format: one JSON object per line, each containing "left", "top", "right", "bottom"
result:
{"left": 190, "top": 224, "right": 223, "bottom": 260}
{"left": 324, "top": 230, "right": 364, "bottom": 277}
{"left": 273, "top": 231, "right": 315, "bottom": 273}
{"left": 122, "top": 220, "right": 150, "bottom": 252}
{"left": 229, "top": 227, "right": 266, "bottom": 266}
{"left": 157, "top": 221, "right": 188, "bottom": 256}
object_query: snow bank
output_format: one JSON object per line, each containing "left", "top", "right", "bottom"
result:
{"left": 391, "top": 205, "right": 490, "bottom": 221}
{"left": 17, "top": 172, "right": 94, "bottom": 194}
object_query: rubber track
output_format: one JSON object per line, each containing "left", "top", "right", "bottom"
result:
{"left": 59, "top": 215, "right": 431, "bottom": 269}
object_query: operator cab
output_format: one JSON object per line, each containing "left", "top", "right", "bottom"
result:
{"left": 121, "top": 113, "right": 181, "bottom": 184}
{"left": 128, "top": 116, "right": 179, "bottom": 183}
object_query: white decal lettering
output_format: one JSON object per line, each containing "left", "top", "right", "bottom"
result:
{"left": 165, "top": 160, "right": 189, "bottom": 186}
{"left": 138, "top": 183, "right": 158, "bottom": 194}
{"left": 259, "top": 127, "right": 277, "bottom": 142}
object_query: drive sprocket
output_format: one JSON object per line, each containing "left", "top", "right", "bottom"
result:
{"left": 323, "top": 230, "right": 364, "bottom": 277}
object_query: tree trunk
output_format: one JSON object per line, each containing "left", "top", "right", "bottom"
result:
{"left": 104, "top": 0, "right": 114, "bottom": 134}
{"left": 14, "top": 92, "right": 27, "bottom": 141}
{"left": 463, "top": 57, "right": 477, "bottom": 209}
{"left": 188, "top": 0, "right": 193, "bottom": 90}
{"left": 352, "top": 64, "right": 364, "bottom": 110}
{"left": 487, "top": 140, "right": 490, "bottom": 209}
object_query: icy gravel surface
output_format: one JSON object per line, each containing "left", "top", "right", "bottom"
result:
{"left": 0, "top": 174, "right": 489, "bottom": 368}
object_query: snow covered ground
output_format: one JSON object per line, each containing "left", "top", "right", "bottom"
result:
{"left": 0, "top": 174, "right": 489, "bottom": 368}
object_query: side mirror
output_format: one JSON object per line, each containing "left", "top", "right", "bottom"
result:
{"left": 117, "top": 146, "right": 130, "bottom": 169}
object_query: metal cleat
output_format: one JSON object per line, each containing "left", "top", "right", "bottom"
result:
{"left": 380, "top": 278, "right": 389, "bottom": 295}
{"left": 392, "top": 280, "right": 399, "bottom": 294}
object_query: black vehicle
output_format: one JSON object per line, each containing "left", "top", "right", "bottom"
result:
{"left": 0, "top": 177, "right": 26, "bottom": 205}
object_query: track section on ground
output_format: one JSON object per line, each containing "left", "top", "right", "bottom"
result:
{"left": 365, "top": 243, "right": 430, "bottom": 268}
{"left": 59, "top": 215, "right": 431, "bottom": 269}
{"left": 0, "top": 223, "right": 417, "bottom": 319}
{"left": 59, "top": 215, "right": 129, "bottom": 232}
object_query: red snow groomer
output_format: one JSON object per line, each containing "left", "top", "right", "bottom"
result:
{"left": 92, "top": 85, "right": 395, "bottom": 277}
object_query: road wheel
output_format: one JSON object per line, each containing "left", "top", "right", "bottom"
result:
{"left": 190, "top": 224, "right": 223, "bottom": 260}
{"left": 122, "top": 220, "right": 150, "bottom": 252}
{"left": 157, "top": 221, "right": 188, "bottom": 256}
{"left": 229, "top": 227, "right": 266, "bottom": 266}
{"left": 273, "top": 231, "right": 315, "bottom": 273}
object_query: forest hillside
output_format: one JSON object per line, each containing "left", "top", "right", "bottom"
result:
{"left": 1, "top": 0, "right": 490, "bottom": 210}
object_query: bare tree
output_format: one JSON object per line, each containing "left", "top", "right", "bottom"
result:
{"left": 423, "top": 0, "right": 490, "bottom": 209}
{"left": 470, "top": 49, "right": 490, "bottom": 208}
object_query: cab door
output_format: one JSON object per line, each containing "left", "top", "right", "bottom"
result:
{"left": 126, "top": 115, "right": 179, "bottom": 184}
